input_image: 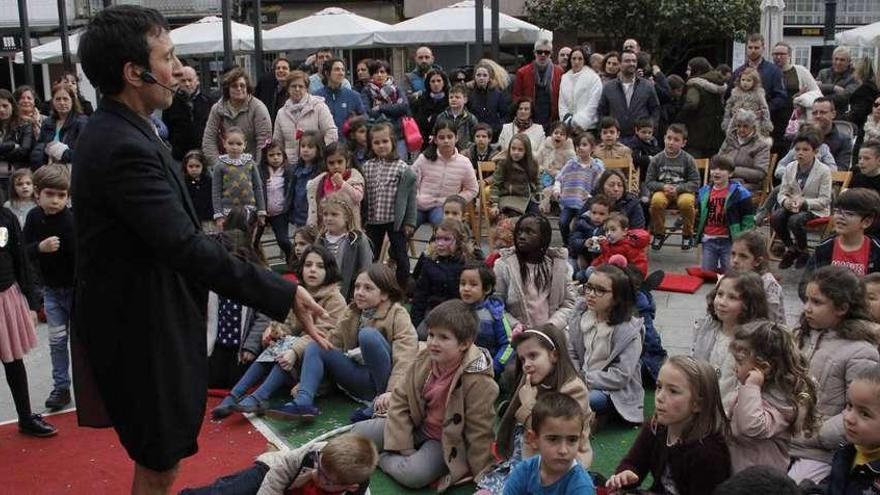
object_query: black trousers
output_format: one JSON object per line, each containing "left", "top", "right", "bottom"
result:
{"left": 365, "top": 222, "right": 410, "bottom": 286}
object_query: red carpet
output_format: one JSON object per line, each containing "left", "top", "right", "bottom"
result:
{"left": 656, "top": 272, "right": 705, "bottom": 293}
{"left": 0, "top": 397, "right": 269, "bottom": 494}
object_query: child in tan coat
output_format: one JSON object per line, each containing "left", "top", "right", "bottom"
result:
{"left": 352, "top": 299, "right": 499, "bottom": 492}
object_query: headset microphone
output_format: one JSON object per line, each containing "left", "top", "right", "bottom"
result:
{"left": 140, "top": 71, "right": 176, "bottom": 93}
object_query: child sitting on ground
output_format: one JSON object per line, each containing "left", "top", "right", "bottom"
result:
{"left": 459, "top": 261, "right": 517, "bottom": 375}
{"left": 411, "top": 218, "right": 473, "bottom": 333}
{"left": 352, "top": 300, "right": 499, "bottom": 491}
{"left": 569, "top": 195, "right": 612, "bottom": 266}
{"left": 586, "top": 213, "right": 650, "bottom": 277}
{"left": 548, "top": 132, "right": 604, "bottom": 247}
{"left": 646, "top": 123, "right": 700, "bottom": 251}
{"left": 503, "top": 393, "right": 596, "bottom": 495}
{"left": 727, "top": 321, "right": 818, "bottom": 473}
{"left": 865, "top": 272, "right": 880, "bottom": 322}
{"left": 823, "top": 364, "right": 880, "bottom": 494}
{"left": 695, "top": 155, "right": 755, "bottom": 276}
{"left": 485, "top": 216, "right": 516, "bottom": 269}
{"left": 593, "top": 117, "right": 633, "bottom": 162}
{"left": 180, "top": 433, "right": 378, "bottom": 495}
{"left": 730, "top": 231, "right": 787, "bottom": 325}
{"left": 606, "top": 356, "right": 732, "bottom": 494}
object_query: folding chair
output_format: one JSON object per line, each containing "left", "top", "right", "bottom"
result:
{"left": 475, "top": 161, "right": 497, "bottom": 241}
{"left": 601, "top": 157, "right": 638, "bottom": 194}
{"left": 753, "top": 153, "right": 778, "bottom": 207}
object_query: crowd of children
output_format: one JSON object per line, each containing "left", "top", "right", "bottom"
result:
{"left": 6, "top": 56, "right": 880, "bottom": 495}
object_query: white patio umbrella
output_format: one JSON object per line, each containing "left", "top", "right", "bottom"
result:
{"left": 170, "top": 16, "right": 262, "bottom": 56}
{"left": 263, "top": 7, "right": 390, "bottom": 52}
{"left": 14, "top": 31, "right": 83, "bottom": 64}
{"left": 760, "top": 0, "right": 785, "bottom": 58}
{"left": 836, "top": 21, "right": 880, "bottom": 47}
{"left": 374, "top": 0, "right": 548, "bottom": 46}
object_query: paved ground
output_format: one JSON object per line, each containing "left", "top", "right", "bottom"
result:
{"left": 0, "top": 226, "right": 805, "bottom": 423}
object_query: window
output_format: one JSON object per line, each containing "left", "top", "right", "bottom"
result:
{"left": 793, "top": 46, "right": 811, "bottom": 67}
{"left": 784, "top": 0, "right": 880, "bottom": 25}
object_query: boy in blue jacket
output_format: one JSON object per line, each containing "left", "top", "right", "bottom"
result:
{"left": 695, "top": 155, "right": 755, "bottom": 275}
{"left": 459, "top": 261, "right": 517, "bottom": 376}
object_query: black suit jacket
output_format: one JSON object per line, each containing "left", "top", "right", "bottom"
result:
{"left": 163, "top": 89, "right": 216, "bottom": 160}
{"left": 71, "top": 97, "right": 296, "bottom": 471}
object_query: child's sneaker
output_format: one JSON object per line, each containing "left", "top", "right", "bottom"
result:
{"left": 651, "top": 234, "right": 667, "bottom": 251}
{"left": 794, "top": 250, "right": 810, "bottom": 269}
{"left": 266, "top": 402, "right": 321, "bottom": 420}
{"left": 681, "top": 235, "right": 694, "bottom": 251}
{"left": 232, "top": 395, "right": 268, "bottom": 415}
{"left": 778, "top": 248, "right": 799, "bottom": 269}
{"left": 211, "top": 394, "right": 241, "bottom": 420}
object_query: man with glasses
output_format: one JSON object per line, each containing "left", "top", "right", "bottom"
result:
{"left": 811, "top": 97, "right": 853, "bottom": 169}
{"left": 770, "top": 42, "right": 821, "bottom": 154}
{"left": 596, "top": 50, "right": 660, "bottom": 138}
{"left": 513, "top": 39, "right": 564, "bottom": 127}
{"left": 817, "top": 46, "right": 858, "bottom": 110}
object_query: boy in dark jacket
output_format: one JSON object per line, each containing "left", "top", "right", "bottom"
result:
{"left": 434, "top": 84, "right": 479, "bottom": 151}
{"left": 22, "top": 164, "right": 75, "bottom": 411}
{"left": 695, "top": 155, "right": 755, "bottom": 276}
{"left": 621, "top": 118, "right": 662, "bottom": 189}
{"left": 799, "top": 187, "right": 880, "bottom": 299}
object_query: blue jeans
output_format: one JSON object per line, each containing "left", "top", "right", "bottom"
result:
{"left": 559, "top": 206, "right": 580, "bottom": 246}
{"left": 294, "top": 327, "right": 392, "bottom": 407}
{"left": 701, "top": 237, "right": 731, "bottom": 274}
{"left": 416, "top": 207, "right": 444, "bottom": 228}
{"left": 44, "top": 286, "right": 73, "bottom": 390}
{"left": 231, "top": 361, "right": 294, "bottom": 402}
{"left": 589, "top": 389, "right": 613, "bottom": 414}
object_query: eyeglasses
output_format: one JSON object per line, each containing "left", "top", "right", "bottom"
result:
{"left": 535, "top": 50, "right": 551, "bottom": 56}
{"left": 771, "top": 52, "right": 788, "bottom": 57}
{"left": 874, "top": 102, "right": 880, "bottom": 108}
{"left": 583, "top": 283, "right": 612, "bottom": 296}
{"left": 833, "top": 208, "right": 862, "bottom": 218}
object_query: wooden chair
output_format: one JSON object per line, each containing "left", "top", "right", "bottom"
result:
{"left": 601, "top": 157, "right": 639, "bottom": 194}
{"left": 753, "top": 153, "right": 778, "bottom": 207}
{"left": 767, "top": 170, "right": 852, "bottom": 258}
{"left": 474, "top": 161, "right": 497, "bottom": 240}
{"left": 696, "top": 158, "right": 710, "bottom": 185}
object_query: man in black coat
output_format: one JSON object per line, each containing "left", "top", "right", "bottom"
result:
{"left": 254, "top": 56, "right": 291, "bottom": 125}
{"left": 72, "top": 6, "right": 328, "bottom": 493}
{"left": 162, "top": 65, "right": 215, "bottom": 160}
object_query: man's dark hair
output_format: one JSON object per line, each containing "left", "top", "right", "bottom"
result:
{"left": 79, "top": 5, "right": 169, "bottom": 96}
{"left": 709, "top": 154, "right": 735, "bottom": 172}
{"left": 599, "top": 116, "right": 620, "bottom": 131}
{"left": 531, "top": 392, "right": 585, "bottom": 434}
{"left": 793, "top": 130, "right": 821, "bottom": 150}
{"left": 746, "top": 33, "right": 765, "bottom": 44}
{"left": 813, "top": 96, "right": 836, "bottom": 111}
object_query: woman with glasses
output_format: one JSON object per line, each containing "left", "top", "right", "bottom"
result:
{"left": 202, "top": 67, "right": 273, "bottom": 167}
{"left": 566, "top": 262, "right": 645, "bottom": 426}
{"left": 272, "top": 70, "right": 338, "bottom": 165}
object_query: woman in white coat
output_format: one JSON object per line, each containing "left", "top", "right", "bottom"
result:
{"left": 559, "top": 47, "right": 603, "bottom": 133}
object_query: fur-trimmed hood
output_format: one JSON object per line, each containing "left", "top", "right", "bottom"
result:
{"left": 687, "top": 70, "right": 728, "bottom": 94}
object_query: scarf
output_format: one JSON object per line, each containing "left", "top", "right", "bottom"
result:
{"left": 365, "top": 78, "right": 399, "bottom": 107}
{"left": 514, "top": 117, "right": 533, "bottom": 133}
{"left": 535, "top": 61, "right": 554, "bottom": 89}
{"left": 421, "top": 359, "right": 461, "bottom": 440}
{"left": 430, "top": 91, "right": 446, "bottom": 101}
{"left": 358, "top": 307, "right": 377, "bottom": 329}
{"left": 321, "top": 169, "right": 352, "bottom": 197}
{"left": 284, "top": 94, "right": 310, "bottom": 122}
{"left": 854, "top": 444, "right": 880, "bottom": 467}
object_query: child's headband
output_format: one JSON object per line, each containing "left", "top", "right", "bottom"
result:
{"left": 522, "top": 329, "right": 556, "bottom": 350}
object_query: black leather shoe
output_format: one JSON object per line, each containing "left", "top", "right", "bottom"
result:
{"left": 19, "top": 414, "right": 57, "bottom": 437}
{"left": 778, "top": 249, "right": 799, "bottom": 269}
{"left": 44, "top": 388, "right": 71, "bottom": 410}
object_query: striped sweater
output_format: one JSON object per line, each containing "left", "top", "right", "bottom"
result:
{"left": 554, "top": 157, "right": 605, "bottom": 209}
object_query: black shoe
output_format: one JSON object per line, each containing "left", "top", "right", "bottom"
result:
{"left": 778, "top": 249, "right": 799, "bottom": 269}
{"left": 795, "top": 251, "right": 810, "bottom": 269}
{"left": 19, "top": 414, "right": 57, "bottom": 437}
{"left": 681, "top": 236, "right": 694, "bottom": 251}
{"left": 672, "top": 217, "right": 684, "bottom": 231}
{"left": 644, "top": 270, "right": 665, "bottom": 292}
{"left": 651, "top": 234, "right": 667, "bottom": 251}
{"left": 770, "top": 240, "right": 786, "bottom": 258}
{"left": 44, "top": 388, "right": 71, "bottom": 410}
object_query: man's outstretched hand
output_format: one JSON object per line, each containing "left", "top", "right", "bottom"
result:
{"left": 292, "top": 285, "right": 332, "bottom": 350}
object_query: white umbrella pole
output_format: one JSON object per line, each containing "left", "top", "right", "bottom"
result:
{"left": 7, "top": 57, "right": 14, "bottom": 89}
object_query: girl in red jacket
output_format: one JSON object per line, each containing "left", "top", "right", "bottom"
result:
{"left": 587, "top": 213, "right": 650, "bottom": 277}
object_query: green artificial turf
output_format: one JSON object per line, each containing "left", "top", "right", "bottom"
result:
{"left": 259, "top": 388, "right": 657, "bottom": 494}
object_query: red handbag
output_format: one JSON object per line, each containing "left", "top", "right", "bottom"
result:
{"left": 400, "top": 116, "right": 423, "bottom": 152}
